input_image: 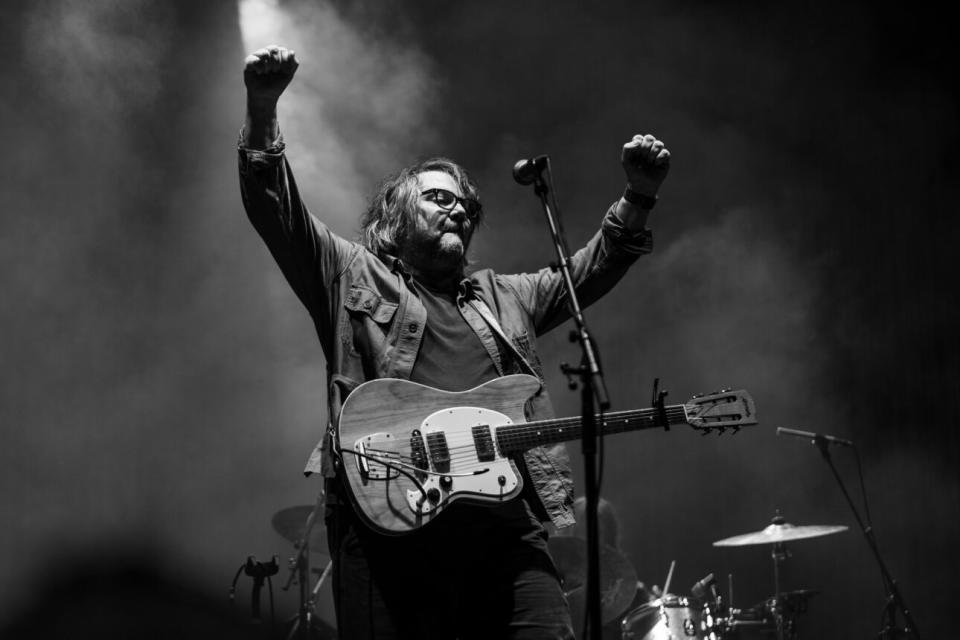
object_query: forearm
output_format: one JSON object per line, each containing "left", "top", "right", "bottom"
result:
{"left": 614, "top": 197, "right": 652, "bottom": 232}
{"left": 243, "top": 97, "right": 280, "bottom": 150}
{"left": 238, "top": 143, "right": 352, "bottom": 314}
{"left": 505, "top": 204, "right": 652, "bottom": 335}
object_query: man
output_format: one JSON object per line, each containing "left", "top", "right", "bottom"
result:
{"left": 239, "top": 44, "right": 670, "bottom": 640}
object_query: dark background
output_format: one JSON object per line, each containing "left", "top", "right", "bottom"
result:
{"left": 1, "top": 1, "right": 956, "bottom": 637}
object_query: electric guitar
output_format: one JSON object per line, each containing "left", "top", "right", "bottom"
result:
{"left": 336, "top": 374, "right": 757, "bottom": 535}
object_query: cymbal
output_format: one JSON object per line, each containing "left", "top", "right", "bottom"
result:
{"left": 712, "top": 519, "right": 847, "bottom": 547}
{"left": 271, "top": 506, "right": 328, "bottom": 553}
{"left": 548, "top": 536, "right": 639, "bottom": 625}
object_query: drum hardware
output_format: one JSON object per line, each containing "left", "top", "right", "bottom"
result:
{"left": 271, "top": 503, "right": 336, "bottom": 639}
{"left": 281, "top": 552, "right": 333, "bottom": 640}
{"left": 711, "top": 513, "right": 846, "bottom": 607}
{"left": 620, "top": 511, "right": 844, "bottom": 640}
{"left": 711, "top": 513, "right": 845, "bottom": 640}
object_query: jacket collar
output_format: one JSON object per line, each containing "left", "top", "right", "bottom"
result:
{"left": 385, "top": 251, "right": 475, "bottom": 297}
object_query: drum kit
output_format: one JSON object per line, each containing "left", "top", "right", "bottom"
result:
{"left": 265, "top": 506, "right": 846, "bottom": 640}
{"left": 549, "top": 513, "right": 848, "bottom": 640}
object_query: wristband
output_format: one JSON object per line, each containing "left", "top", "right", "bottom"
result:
{"left": 623, "top": 187, "right": 658, "bottom": 210}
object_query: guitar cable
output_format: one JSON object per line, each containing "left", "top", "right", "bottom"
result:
{"left": 338, "top": 447, "right": 494, "bottom": 514}
{"left": 337, "top": 448, "right": 428, "bottom": 500}
{"left": 341, "top": 447, "right": 491, "bottom": 479}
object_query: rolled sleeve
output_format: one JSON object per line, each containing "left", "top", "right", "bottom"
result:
{"left": 237, "top": 129, "right": 355, "bottom": 327}
{"left": 601, "top": 207, "right": 654, "bottom": 256}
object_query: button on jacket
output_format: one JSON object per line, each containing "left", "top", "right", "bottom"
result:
{"left": 238, "top": 139, "right": 653, "bottom": 528}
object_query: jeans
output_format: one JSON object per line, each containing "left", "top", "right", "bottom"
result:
{"left": 326, "top": 498, "right": 575, "bottom": 640}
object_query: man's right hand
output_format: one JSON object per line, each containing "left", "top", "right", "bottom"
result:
{"left": 244, "top": 45, "right": 299, "bottom": 106}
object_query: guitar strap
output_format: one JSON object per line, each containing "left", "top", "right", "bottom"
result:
{"left": 467, "top": 298, "right": 538, "bottom": 378}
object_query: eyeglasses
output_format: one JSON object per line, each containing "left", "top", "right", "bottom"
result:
{"left": 421, "top": 188, "right": 482, "bottom": 220}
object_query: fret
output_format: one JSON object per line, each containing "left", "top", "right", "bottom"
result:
{"left": 496, "top": 406, "right": 689, "bottom": 453}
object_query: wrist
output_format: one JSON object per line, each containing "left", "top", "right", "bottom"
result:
{"left": 622, "top": 186, "right": 658, "bottom": 210}
{"left": 246, "top": 94, "right": 278, "bottom": 118}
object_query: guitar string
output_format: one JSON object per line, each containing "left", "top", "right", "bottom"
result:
{"left": 357, "top": 407, "right": 689, "bottom": 467}
{"left": 359, "top": 407, "right": 689, "bottom": 461}
{"left": 359, "top": 407, "right": 690, "bottom": 460}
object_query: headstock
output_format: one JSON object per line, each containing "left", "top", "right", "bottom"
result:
{"left": 685, "top": 389, "right": 758, "bottom": 433}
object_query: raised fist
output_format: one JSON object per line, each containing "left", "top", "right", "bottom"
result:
{"left": 244, "top": 45, "right": 299, "bottom": 105}
{"left": 621, "top": 134, "right": 671, "bottom": 197}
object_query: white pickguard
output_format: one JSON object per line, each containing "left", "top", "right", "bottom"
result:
{"left": 397, "top": 406, "right": 520, "bottom": 514}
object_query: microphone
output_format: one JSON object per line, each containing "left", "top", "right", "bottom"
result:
{"left": 777, "top": 427, "right": 854, "bottom": 447}
{"left": 513, "top": 155, "right": 548, "bottom": 185}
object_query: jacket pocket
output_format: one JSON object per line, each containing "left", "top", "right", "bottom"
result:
{"left": 344, "top": 285, "right": 398, "bottom": 323}
{"left": 341, "top": 285, "right": 399, "bottom": 358}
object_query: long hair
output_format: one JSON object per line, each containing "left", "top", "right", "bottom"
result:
{"left": 359, "top": 157, "right": 482, "bottom": 261}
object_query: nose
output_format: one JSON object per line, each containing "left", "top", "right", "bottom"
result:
{"left": 447, "top": 202, "right": 467, "bottom": 221}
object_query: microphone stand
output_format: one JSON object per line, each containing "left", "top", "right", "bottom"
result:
{"left": 519, "top": 156, "right": 610, "bottom": 640}
{"left": 813, "top": 438, "right": 920, "bottom": 639}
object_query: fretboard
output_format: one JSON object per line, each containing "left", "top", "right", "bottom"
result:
{"left": 495, "top": 405, "right": 689, "bottom": 454}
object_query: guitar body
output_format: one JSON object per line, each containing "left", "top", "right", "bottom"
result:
{"left": 337, "top": 374, "right": 543, "bottom": 535}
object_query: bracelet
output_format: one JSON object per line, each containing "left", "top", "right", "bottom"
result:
{"left": 623, "top": 187, "right": 658, "bottom": 210}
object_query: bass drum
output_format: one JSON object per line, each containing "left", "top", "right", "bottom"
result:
{"left": 621, "top": 595, "right": 712, "bottom": 640}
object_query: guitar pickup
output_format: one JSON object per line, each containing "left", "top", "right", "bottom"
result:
{"left": 425, "top": 431, "right": 450, "bottom": 473}
{"left": 410, "top": 430, "right": 428, "bottom": 481}
{"left": 472, "top": 425, "right": 495, "bottom": 462}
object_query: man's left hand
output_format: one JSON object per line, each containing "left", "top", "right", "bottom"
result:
{"left": 621, "top": 134, "right": 671, "bottom": 197}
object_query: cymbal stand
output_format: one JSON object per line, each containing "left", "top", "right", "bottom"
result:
{"left": 814, "top": 439, "right": 919, "bottom": 639}
{"left": 770, "top": 541, "right": 789, "bottom": 640}
{"left": 283, "top": 543, "right": 311, "bottom": 640}
{"left": 282, "top": 499, "right": 325, "bottom": 640}
{"left": 283, "top": 550, "right": 332, "bottom": 640}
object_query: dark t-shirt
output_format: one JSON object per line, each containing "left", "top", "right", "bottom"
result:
{"left": 409, "top": 278, "right": 500, "bottom": 391}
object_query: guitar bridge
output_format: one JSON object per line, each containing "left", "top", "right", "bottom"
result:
{"left": 354, "top": 434, "right": 401, "bottom": 480}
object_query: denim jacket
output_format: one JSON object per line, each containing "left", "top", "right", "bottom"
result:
{"left": 238, "top": 139, "right": 653, "bottom": 528}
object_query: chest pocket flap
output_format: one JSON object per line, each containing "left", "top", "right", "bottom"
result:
{"left": 344, "top": 285, "right": 398, "bottom": 323}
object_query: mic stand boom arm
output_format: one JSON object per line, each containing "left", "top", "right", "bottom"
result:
{"left": 519, "top": 156, "right": 609, "bottom": 640}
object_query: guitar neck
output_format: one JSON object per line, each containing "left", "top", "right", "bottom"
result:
{"left": 496, "top": 404, "right": 689, "bottom": 454}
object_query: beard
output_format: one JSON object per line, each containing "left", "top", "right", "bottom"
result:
{"left": 399, "top": 227, "right": 469, "bottom": 280}
{"left": 436, "top": 231, "right": 466, "bottom": 260}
